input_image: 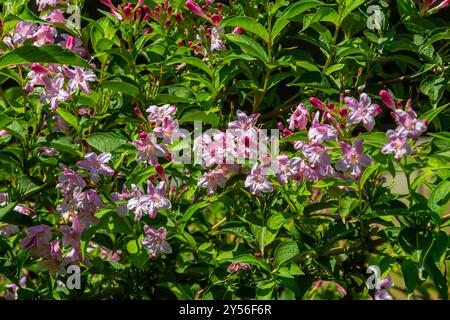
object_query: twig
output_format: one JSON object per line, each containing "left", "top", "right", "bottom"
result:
{"left": 324, "top": 237, "right": 386, "bottom": 256}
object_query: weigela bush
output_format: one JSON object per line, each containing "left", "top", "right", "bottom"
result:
{"left": 0, "top": 0, "right": 449, "bottom": 300}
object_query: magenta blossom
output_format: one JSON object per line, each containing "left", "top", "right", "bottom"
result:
{"left": 132, "top": 132, "right": 168, "bottom": 165}
{"left": 198, "top": 168, "right": 228, "bottom": 195}
{"left": 381, "top": 130, "right": 415, "bottom": 161}
{"left": 288, "top": 103, "right": 309, "bottom": 131}
{"left": 59, "top": 34, "right": 87, "bottom": 56}
{"left": 141, "top": 226, "right": 172, "bottom": 259}
{"left": 308, "top": 112, "right": 337, "bottom": 144}
{"left": 20, "top": 224, "right": 52, "bottom": 258}
{"left": 393, "top": 107, "right": 427, "bottom": 141}
{"left": 43, "top": 9, "right": 66, "bottom": 23}
{"left": 336, "top": 140, "right": 373, "bottom": 179}
{"left": 344, "top": 93, "right": 382, "bottom": 131}
{"left": 76, "top": 152, "right": 114, "bottom": 183}
{"left": 244, "top": 165, "right": 273, "bottom": 196}
{"left": 127, "top": 181, "right": 171, "bottom": 221}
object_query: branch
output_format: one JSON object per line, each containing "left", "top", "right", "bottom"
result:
{"left": 324, "top": 237, "right": 386, "bottom": 256}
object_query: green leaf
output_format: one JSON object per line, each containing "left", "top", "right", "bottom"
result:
{"left": 85, "top": 132, "right": 128, "bottom": 153}
{"left": 179, "top": 110, "right": 220, "bottom": 127}
{"left": 428, "top": 180, "right": 450, "bottom": 216}
{"left": 224, "top": 34, "right": 269, "bottom": 63}
{"left": 0, "top": 45, "right": 92, "bottom": 70}
{"left": 401, "top": 259, "right": 419, "bottom": 295}
{"left": 102, "top": 81, "right": 140, "bottom": 97}
{"left": 222, "top": 17, "right": 270, "bottom": 43}
{"left": 56, "top": 108, "right": 79, "bottom": 132}
{"left": 17, "top": 176, "right": 45, "bottom": 198}
{"left": 181, "top": 201, "right": 209, "bottom": 229}
{"left": 274, "top": 241, "right": 301, "bottom": 268}
{"left": 276, "top": 275, "right": 313, "bottom": 298}
{"left": 167, "top": 57, "right": 212, "bottom": 77}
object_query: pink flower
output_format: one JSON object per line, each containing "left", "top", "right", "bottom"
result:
{"left": 33, "top": 25, "right": 57, "bottom": 46}
{"left": 0, "top": 130, "right": 9, "bottom": 136}
{"left": 308, "top": 112, "right": 337, "bottom": 143}
{"left": 76, "top": 152, "right": 114, "bottom": 183}
{"left": 74, "top": 189, "right": 104, "bottom": 226}
{"left": 335, "top": 283, "right": 347, "bottom": 296}
{"left": 146, "top": 104, "right": 177, "bottom": 125}
{"left": 36, "top": 0, "right": 65, "bottom": 12}
{"left": 345, "top": 93, "right": 382, "bottom": 131}
{"left": 59, "top": 34, "right": 87, "bottom": 57}
{"left": 5, "top": 284, "right": 19, "bottom": 300}
{"left": 3, "top": 22, "right": 37, "bottom": 48}
{"left": 228, "top": 110, "right": 259, "bottom": 131}
{"left": 57, "top": 163, "right": 86, "bottom": 196}
{"left": 132, "top": 132, "right": 168, "bottom": 165}
{"left": 198, "top": 168, "right": 228, "bottom": 195}
{"left": 0, "top": 193, "right": 8, "bottom": 206}
{"left": 381, "top": 130, "right": 415, "bottom": 161}
{"left": 110, "top": 186, "right": 131, "bottom": 217}
{"left": 153, "top": 117, "right": 181, "bottom": 144}
{"left": 43, "top": 9, "right": 66, "bottom": 23}
{"left": 276, "top": 155, "right": 302, "bottom": 185}
{"left": 141, "top": 226, "right": 172, "bottom": 259}
{"left": 127, "top": 181, "right": 171, "bottom": 221}
{"left": 20, "top": 224, "right": 52, "bottom": 258}
{"left": 244, "top": 165, "right": 273, "bottom": 196}
{"left": 336, "top": 140, "right": 373, "bottom": 179}
{"left": 40, "top": 240, "right": 66, "bottom": 278}
{"left": 63, "top": 66, "right": 96, "bottom": 94}
{"left": 227, "top": 262, "right": 251, "bottom": 274}
{"left": 40, "top": 73, "right": 71, "bottom": 111}
{"left": 186, "top": 0, "right": 205, "bottom": 17}
{"left": 288, "top": 103, "right": 309, "bottom": 131}
{"left": 393, "top": 107, "right": 427, "bottom": 141}
{"left": 210, "top": 27, "right": 226, "bottom": 52}
{"left": 379, "top": 90, "right": 396, "bottom": 110}
{"left": 59, "top": 215, "right": 85, "bottom": 250}
{"left": 301, "top": 143, "right": 334, "bottom": 177}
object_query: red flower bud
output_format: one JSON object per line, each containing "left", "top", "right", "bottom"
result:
{"left": 210, "top": 13, "right": 221, "bottom": 26}
{"left": 186, "top": 0, "right": 204, "bottom": 17}
{"left": 232, "top": 27, "right": 244, "bottom": 34}
{"left": 134, "top": 107, "right": 143, "bottom": 118}
{"left": 155, "top": 164, "right": 165, "bottom": 180}
{"left": 379, "top": 90, "right": 396, "bottom": 110}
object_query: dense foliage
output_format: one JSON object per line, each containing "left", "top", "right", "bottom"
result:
{"left": 0, "top": 0, "right": 449, "bottom": 300}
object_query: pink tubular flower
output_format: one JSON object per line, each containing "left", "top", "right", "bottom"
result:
{"left": 228, "top": 110, "right": 259, "bottom": 131}
{"left": 227, "top": 262, "right": 251, "bottom": 274}
{"left": 76, "top": 152, "right": 114, "bottom": 183}
{"left": 198, "top": 168, "right": 228, "bottom": 195}
{"left": 40, "top": 240, "right": 66, "bottom": 278}
{"left": 244, "top": 165, "right": 273, "bottom": 196}
{"left": 59, "top": 34, "right": 87, "bottom": 57}
{"left": 20, "top": 224, "right": 52, "bottom": 257}
{"left": 379, "top": 90, "right": 396, "bottom": 110}
{"left": 276, "top": 155, "right": 302, "bottom": 185}
{"left": 127, "top": 181, "right": 171, "bottom": 221}
{"left": 344, "top": 93, "right": 382, "bottom": 131}
{"left": 59, "top": 215, "right": 85, "bottom": 250}
{"left": 74, "top": 189, "right": 104, "bottom": 226}
{"left": 186, "top": 0, "right": 205, "bottom": 17}
{"left": 43, "top": 9, "right": 66, "bottom": 23}
{"left": 141, "top": 226, "right": 172, "bottom": 259}
{"left": 40, "top": 73, "right": 71, "bottom": 111}
{"left": 288, "top": 103, "right": 309, "bottom": 131}
{"left": 36, "top": 0, "right": 65, "bottom": 12}
{"left": 301, "top": 143, "right": 334, "bottom": 177}
{"left": 56, "top": 163, "right": 86, "bottom": 196}
{"left": 336, "top": 140, "right": 373, "bottom": 179}
{"left": 381, "top": 130, "right": 415, "bottom": 161}
{"left": 153, "top": 117, "right": 180, "bottom": 144}
{"left": 33, "top": 25, "right": 57, "bottom": 46}
{"left": 393, "top": 107, "right": 427, "bottom": 141}
{"left": 308, "top": 112, "right": 337, "bottom": 144}
{"left": 133, "top": 132, "right": 168, "bottom": 165}
{"left": 110, "top": 186, "right": 131, "bottom": 217}
{"left": 63, "top": 66, "right": 96, "bottom": 94}
{"left": 146, "top": 104, "right": 177, "bottom": 125}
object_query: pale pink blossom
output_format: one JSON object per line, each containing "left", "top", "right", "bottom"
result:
{"left": 381, "top": 130, "right": 415, "bottom": 161}
{"left": 110, "top": 186, "right": 131, "bottom": 217}
{"left": 153, "top": 117, "right": 181, "bottom": 144}
{"left": 59, "top": 34, "right": 87, "bottom": 56}
{"left": 308, "top": 112, "right": 337, "bottom": 144}
{"left": 56, "top": 163, "right": 86, "bottom": 196}
{"left": 74, "top": 189, "right": 104, "bottom": 226}
{"left": 198, "top": 168, "right": 228, "bottom": 195}
{"left": 141, "top": 226, "right": 172, "bottom": 259}
{"left": 393, "top": 107, "right": 427, "bottom": 141}
{"left": 36, "top": 0, "right": 65, "bottom": 12}
{"left": 345, "top": 93, "right": 382, "bottom": 131}
{"left": 132, "top": 132, "right": 168, "bottom": 165}
{"left": 227, "top": 262, "right": 251, "bottom": 274}
{"left": 40, "top": 73, "right": 71, "bottom": 111}
{"left": 43, "top": 9, "right": 66, "bottom": 23}
{"left": 301, "top": 143, "right": 334, "bottom": 177}
{"left": 127, "top": 181, "right": 171, "bottom": 221}
{"left": 146, "top": 104, "right": 176, "bottom": 125}
{"left": 244, "top": 165, "right": 273, "bottom": 196}
{"left": 336, "top": 140, "right": 373, "bottom": 179}
{"left": 76, "top": 152, "right": 114, "bottom": 183}
{"left": 63, "top": 66, "right": 96, "bottom": 94}
{"left": 40, "top": 240, "right": 66, "bottom": 278}
{"left": 288, "top": 103, "right": 309, "bottom": 131}
{"left": 20, "top": 224, "right": 52, "bottom": 258}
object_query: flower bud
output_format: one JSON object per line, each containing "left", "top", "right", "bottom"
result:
{"left": 232, "top": 27, "right": 244, "bottom": 34}
{"left": 155, "top": 164, "right": 165, "bottom": 180}
{"left": 210, "top": 13, "right": 221, "bottom": 26}
{"left": 379, "top": 90, "right": 395, "bottom": 110}
{"left": 186, "top": 0, "right": 205, "bottom": 17}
